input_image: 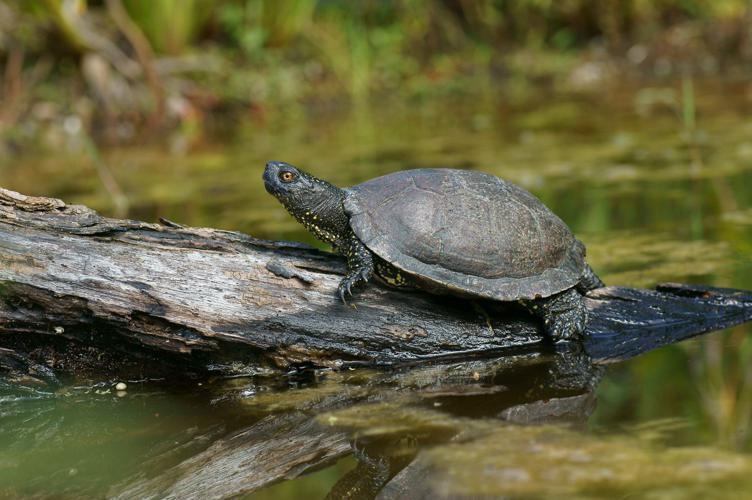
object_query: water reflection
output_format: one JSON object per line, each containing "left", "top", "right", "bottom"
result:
{"left": 6, "top": 345, "right": 750, "bottom": 498}
{"left": 1, "top": 83, "right": 751, "bottom": 497}
{"left": 3, "top": 349, "right": 600, "bottom": 497}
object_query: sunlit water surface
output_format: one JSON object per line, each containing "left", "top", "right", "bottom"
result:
{"left": 1, "top": 81, "right": 752, "bottom": 498}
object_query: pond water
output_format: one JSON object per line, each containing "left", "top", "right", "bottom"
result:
{"left": 1, "top": 80, "right": 752, "bottom": 498}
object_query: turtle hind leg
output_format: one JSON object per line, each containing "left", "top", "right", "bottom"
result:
{"left": 524, "top": 288, "right": 588, "bottom": 340}
{"left": 577, "top": 264, "right": 604, "bottom": 293}
{"left": 373, "top": 257, "right": 412, "bottom": 288}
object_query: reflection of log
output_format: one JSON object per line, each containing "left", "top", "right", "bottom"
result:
{"left": 111, "top": 350, "right": 602, "bottom": 499}
{"left": 112, "top": 412, "right": 351, "bottom": 500}
{"left": 1, "top": 187, "right": 752, "bottom": 381}
{"left": 6, "top": 186, "right": 747, "bottom": 499}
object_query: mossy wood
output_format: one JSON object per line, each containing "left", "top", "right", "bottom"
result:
{"left": 1, "top": 187, "right": 751, "bottom": 382}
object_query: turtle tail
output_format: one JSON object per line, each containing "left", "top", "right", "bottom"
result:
{"left": 577, "top": 264, "right": 604, "bottom": 292}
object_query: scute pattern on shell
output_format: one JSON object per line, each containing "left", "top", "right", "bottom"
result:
{"left": 343, "top": 168, "right": 586, "bottom": 301}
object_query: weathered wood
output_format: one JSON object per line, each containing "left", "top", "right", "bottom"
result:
{"left": 4, "top": 186, "right": 747, "bottom": 499}
{"left": 1, "top": 187, "right": 751, "bottom": 378}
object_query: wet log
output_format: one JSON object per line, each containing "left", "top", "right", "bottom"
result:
{"left": 1, "top": 187, "right": 751, "bottom": 379}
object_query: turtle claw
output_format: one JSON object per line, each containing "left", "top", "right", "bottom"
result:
{"left": 337, "top": 239, "right": 374, "bottom": 306}
{"left": 337, "top": 278, "right": 355, "bottom": 306}
{"left": 337, "top": 267, "right": 372, "bottom": 306}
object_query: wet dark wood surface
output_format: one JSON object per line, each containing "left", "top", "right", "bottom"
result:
{"left": 1, "top": 187, "right": 751, "bottom": 380}
{"left": 2, "top": 187, "right": 751, "bottom": 499}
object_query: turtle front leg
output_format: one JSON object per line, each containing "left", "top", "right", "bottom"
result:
{"left": 337, "top": 232, "right": 374, "bottom": 304}
{"left": 523, "top": 288, "right": 588, "bottom": 340}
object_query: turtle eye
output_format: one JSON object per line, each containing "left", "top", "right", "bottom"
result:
{"left": 279, "top": 171, "right": 297, "bottom": 183}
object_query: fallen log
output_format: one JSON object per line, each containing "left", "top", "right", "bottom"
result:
{"left": 1, "top": 187, "right": 751, "bottom": 380}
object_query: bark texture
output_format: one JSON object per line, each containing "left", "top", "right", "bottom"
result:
{"left": 0, "top": 187, "right": 751, "bottom": 379}
{"left": 3, "top": 186, "right": 751, "bottom": 499}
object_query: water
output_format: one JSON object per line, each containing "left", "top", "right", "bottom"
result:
{"left": 1, "top": 81, "right": 751, "bottom": 498}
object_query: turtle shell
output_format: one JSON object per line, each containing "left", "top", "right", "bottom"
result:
{"left": 343, "top": 168, "right": 586, "bottom": 301}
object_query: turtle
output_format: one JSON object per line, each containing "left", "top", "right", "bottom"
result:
{"left": 263, "top": 161, "right": 603, "bottom": 340}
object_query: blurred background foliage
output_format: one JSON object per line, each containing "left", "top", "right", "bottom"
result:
{"left": 2, "top": 2, "right": 752, "bottom": 497}
{"left": 1, "top": 0, "right": 752, "bottom": 149}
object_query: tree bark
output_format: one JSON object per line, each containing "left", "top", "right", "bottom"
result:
{"left": 1, "top": 187, "right": 751, "bottom": 380}
{"left": 3, "top": 187, "right": 752, "bottom": 499}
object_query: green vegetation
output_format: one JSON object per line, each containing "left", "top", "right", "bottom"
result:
{"left": 1, "top": 0, "right": 751, "bottom": 149}
{"left": 123, "top": 0, "right": 217, "bottom": 55}
{"left": 1, "top": 4, "right": 752, "bottom": 497}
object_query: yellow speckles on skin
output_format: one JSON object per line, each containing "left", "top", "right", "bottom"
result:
{"left": 382, "top": 275, "right": 399, "bottom": 286}
{"left": 303, "top": 220, "right": 338, "bottom": 245}
{"left": 387, "top": 272, "right": 406, "bottom": 286}
{"left": 375, "top": 261, "right": 410, "bottom": 287}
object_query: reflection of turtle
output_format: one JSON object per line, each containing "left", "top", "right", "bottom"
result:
{"left": 263, "top": 162, "right": 603, "bottom": 339}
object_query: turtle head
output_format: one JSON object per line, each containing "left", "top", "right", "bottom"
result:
{"left": 263, "top": 161, "right": 318, "bottom": 200}
{"left": 263, "top": 161, "right": 349, "bottom": 246}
